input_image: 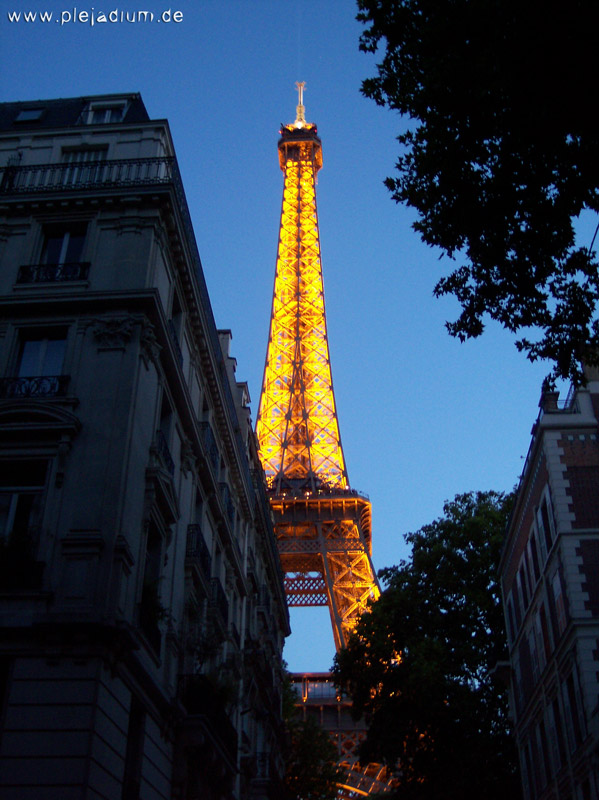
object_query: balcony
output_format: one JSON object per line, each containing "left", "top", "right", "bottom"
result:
{"left": 0, "top": 375, "right": 69, "bottom": 399}
{"left": 0, "top": 157, "right": 172, "bottom": 195}
{"left": 16, "top": 262, "right": 91, "bottom": 284}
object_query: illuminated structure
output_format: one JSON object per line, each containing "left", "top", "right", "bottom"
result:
{"left": 256, "top": 86, "right": 392, "bottom": 798}
{"left": 256, "top": 84, "right": 379, "bottom": 651}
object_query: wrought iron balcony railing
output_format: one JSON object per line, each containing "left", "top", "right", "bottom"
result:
{"left": 16, "top": 262, "right": 91, "bottom": 284}
{"left": 0, "top": 157, "right": 172, "bottom": 195}
{"left": 0, "top": 375, "right": 69, "bottom": 398}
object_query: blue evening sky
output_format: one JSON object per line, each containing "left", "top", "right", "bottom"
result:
{"left": 0, "top": 0, "right": 582, "bottom": 671}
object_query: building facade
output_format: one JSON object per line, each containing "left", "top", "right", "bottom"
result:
{"left": 0, "top": 94, "right": 289, "bottom": 800}
{"left": 500, "top": 369, "right": 599, "bottom": 800}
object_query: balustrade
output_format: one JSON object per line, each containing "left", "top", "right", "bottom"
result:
{"left": 17, "top": 262, "right": 90, "bottom": 283}
{"left": 0, "top": 375, "right": 69, "bottom": 398}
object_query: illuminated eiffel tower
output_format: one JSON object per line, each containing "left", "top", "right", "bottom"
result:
{"left": 256, "top": 85, "right": 393, "bottom": 796}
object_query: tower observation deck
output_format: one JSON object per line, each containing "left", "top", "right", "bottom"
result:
{"left": 256, "top": 85, "right": 380, "bottom": 652}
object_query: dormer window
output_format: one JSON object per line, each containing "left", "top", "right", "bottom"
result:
{"left": 84, "top": 100, "right": 128, "bottom": 125}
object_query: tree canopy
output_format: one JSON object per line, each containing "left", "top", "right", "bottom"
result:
{"left": 356, "top": 0, "right": 599, "bottom": 385}
{"left": 332, "top": 491, "right": 520, "bottom": 799}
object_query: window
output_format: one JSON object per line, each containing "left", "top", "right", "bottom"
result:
{"left": 0, "top": 460, "right": 47, "bottom": 590}
{"left": 0, "top": 460, "right": 47, "bottom": 541}
{"left": 539, "top": 603, "right": 552, "bottom": 661}
{"left": 506, "top": 596, "right": 516, "bottom": 643}
{"left": 528, "top": 535, "right": 540, "bottom": 583}
{"left": 17, "top": 331, "right": 66, "bottom": 378}
{"left": 61, "top": 149, "right": 107, "bottom": 186}
{"left": 85, "top": 102, "right": 126, "bottom": 124}
{"left": 15, "top": 108, "right": 44, "bottom": 123}
{"left": 549, "top": 696, "right": 566, "bottom": 771}
{"left": 552, "top": 571, "right": 567, "bottom": 636}
{"left": 139, "top": 521, "right": 164, "bottom": 653}
{"left": 537, "top": 491, "right": 556, "bottom": 556}
{"left": 41, "top": 223, "right": 87, "bottom": 266}
{"left": 0, "top": 330, "right": 69, "bottom": 398}
{"left": 561, "top": 670, "right": 586, "bottom": 752}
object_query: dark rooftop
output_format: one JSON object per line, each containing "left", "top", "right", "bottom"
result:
{"left": 0, "top": 93, "right": 150, "bottom": 132}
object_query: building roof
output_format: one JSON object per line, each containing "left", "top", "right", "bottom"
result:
{"left": 0, "top": 93, "right": 149, "bottom": 132}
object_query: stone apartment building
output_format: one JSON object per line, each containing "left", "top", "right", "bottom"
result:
{"left": 0, "top": 93, "right": 290, "bottom": 800}
{"left": 500, "top": 369, "right": 599, "bottom": 800}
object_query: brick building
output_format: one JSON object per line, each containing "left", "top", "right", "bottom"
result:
{"left": 0, "top": 94, "right": 289, "bottom": 800}
{"left": 500, "top": 368, "right": 599, "bottom": 799}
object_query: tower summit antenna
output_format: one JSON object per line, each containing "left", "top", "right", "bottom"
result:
{"left": 294, "top": 80, "right": 307, "bottom": 128}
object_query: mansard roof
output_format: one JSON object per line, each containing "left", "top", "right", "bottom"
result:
{"left": 0, "top": 93, "right": 150, "bottom": 131}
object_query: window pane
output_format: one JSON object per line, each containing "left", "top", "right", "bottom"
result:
{"left": 12, "top": 493, "right": 37, "bottom": 536}
{"left": 16, "top": 108, "right": 44, "bottom": 122}
{"left": 43, "top": 338, "right": 66, "bottom": 374}
{"left": 18, "top": 340, "right": 42, "bottom": 376}
{"left": 62, "top": 148, "right": 107, "bottom": 163}
{"left": 42, "top": 233, "right": 66, "bottom": 264}
{"left": 17, "top": 334, "right": 66, "bottom": 376}
{"left": 41, "top": 223, "right": 87, "bottom": 264}
{"left": 65, "top": 232, "right": 86, "bottom": 262}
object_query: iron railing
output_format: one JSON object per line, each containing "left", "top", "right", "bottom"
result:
{"left": 0, "top": 157, "right": 172, "bottom": 194}
{"left": 0, "top": 374, "right": 69, "bottom": 398}
{"left": 16, "top": 262, "right": 90, "bottom": 283}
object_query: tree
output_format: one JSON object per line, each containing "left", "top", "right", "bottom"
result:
{"left": 282, "top": 668, "right": 343, "bottom": 800}
{"left": 356, "top": 0, "right": 599, "bottom": 385}
{"left": 332, "top": 491, "right": 520, "bottom": 799}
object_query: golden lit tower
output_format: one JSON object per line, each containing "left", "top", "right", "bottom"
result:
{"left": 256, "top": 84, "right": 379, "bottom": 651}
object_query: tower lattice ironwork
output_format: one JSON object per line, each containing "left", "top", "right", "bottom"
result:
{"left": 256, "top": 84, "right": 380, "bottom": 653}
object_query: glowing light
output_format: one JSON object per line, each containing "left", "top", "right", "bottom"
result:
{"left": 256, "top": 90, "right": 380, "bottom": 652}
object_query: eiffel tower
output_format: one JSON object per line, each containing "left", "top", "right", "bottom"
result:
{"left": 256, "top": 85, "right": 392, "bottom": 796}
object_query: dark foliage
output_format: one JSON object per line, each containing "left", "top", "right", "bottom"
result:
{"left": 332, "top": 491, "right": 521, "bottom": 799}
{"left": 357, "top": 0, "right": 599, "bottom": 385}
